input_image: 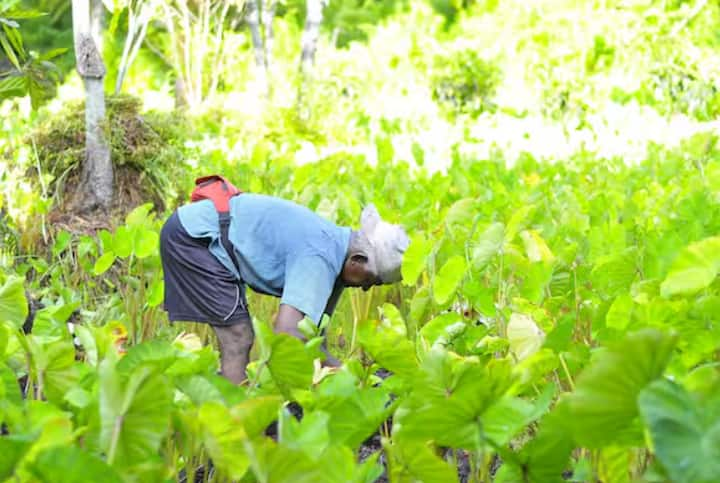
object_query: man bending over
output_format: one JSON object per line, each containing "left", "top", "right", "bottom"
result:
{"left": 159, "top": 192, "right": 409, "bottom": 383}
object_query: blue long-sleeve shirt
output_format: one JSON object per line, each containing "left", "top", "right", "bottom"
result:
{"left": 177, "top": 194, "right": 351, "bottom": 323}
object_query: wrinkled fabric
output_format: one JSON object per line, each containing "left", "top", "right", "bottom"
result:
{"left": 176, "top": 194, "right": 351, "bottom": 323}
{"left": 160, "top": 212, "right": 249, "bottom": 325}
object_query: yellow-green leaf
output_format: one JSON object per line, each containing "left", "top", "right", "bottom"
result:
{"left": 432, "top": 255, "right": 467, "bottom": 305}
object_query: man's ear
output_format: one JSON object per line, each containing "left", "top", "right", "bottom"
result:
{"left": 350, "top": 253, "right": 368, "bottom": 264}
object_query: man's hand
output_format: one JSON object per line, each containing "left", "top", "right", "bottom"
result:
{"left": 275, "top": 304, "right": 341, "bottom": 367}
{"left": 321, "top": 346, "right": 342, "bottom": 368}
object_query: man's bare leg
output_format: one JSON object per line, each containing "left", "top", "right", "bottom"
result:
{"left": 212, "top": 321, "right": 254, "bottom": 384}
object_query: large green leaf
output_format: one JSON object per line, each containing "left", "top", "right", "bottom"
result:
{"left": 0, "top": 75, "right": 26, "bottom": 100}
{"left": 0, "top": 434, "right": 35, "bottom": 479}
{"left": 117, "top": 339, "right": 177, "bottom": 374}
{"left": 279, "top": 409, "right": 330, "bottom": 459}
{"left": 471, "top": 222, "right": 504, "bottom": 269}
{"left": 393, "top": 349, "right": 513, "bottom": 448}
{"left": 0, "top": 362, "right": 22, "bottom": 409}
{"left": 591, "top": 249, "right": 638, "bottom": 297}
{"left": 638, "top": 379, "right": 720, "bottom": 483}
{"left": 598, "top": 446, "right": 631, "bottom": 483}
{"left": 29, "top": 446, "right": 123, "bottom": 483}
{"left": 245, "top": 439, "right": 324, "bottom": 483}
{"left": 445, "top": 197, "right": 478, "bottom": 228}
{"left": 92, "top": 252, "right": 116, "bottom": 275}
{"left": 482, "top": 396, "right": 537, "bottom": 446}
{"left": 30, "top": 339, "right": 79, "bottom": 405}
{"left": 379, "top": 302, "right": 407, "bottom": 336}
{"left": 268, "top": 333, "right": 315, "bottom": 393}
{"left": 419, "top": 312, "right": 464, "bottom": 347}
{"left": 0, "top": 276, "right": 27, "bottom": 330}
{"left": 605, "top": 293, "right": 633, "bottom": 330}
{"left": 99, "top": 361, "right": 172, "bottom": 466}
{"left": 387, "top": 440, "right": 458, "bottom": 483}
{"left": 199, "top": 402, "right": 250, "bottom": 480}
{"left": 401, "top": 234, "right": 433, "bottom": 286}
{"left": 231, "top": 395, "right": 284, "bottom": 437}
{"left": 314, "top": 376, "right": 393, "bottom": 449}
{"left": 507, "top": 313, "right": 545, "bottom": 361}
{"left": 134, "top": 228, "right": 158, "bottom": 259}
{"left": 566, "top": 329, "right": 676, "bottom": 447}
{"left": 176, "top": 375, "right": 225, "bottom": 405}
{"left": 520, "top": 230, "right": 555, "bottom": 263}
{"left": 520, "top": 400, "right": 574, "bottom": 483}
{"left": 660, "top": 236, "right": 720, "bottom": 297}
{"left": 358, "top": 322, "right": 418, "bottom": 382}
{"left": 432, "top": 255, "right": 467, "bottom": 305}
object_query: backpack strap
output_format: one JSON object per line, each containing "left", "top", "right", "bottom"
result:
{"left": 218, "top": 212, "right": 243, "bottom": 280}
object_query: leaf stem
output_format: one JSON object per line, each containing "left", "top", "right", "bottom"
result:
{"left": 107, "top": 415, "right": 123, "bottom": 465}
{"left": 559, "top": 353, "right": 575, "bottom": 392}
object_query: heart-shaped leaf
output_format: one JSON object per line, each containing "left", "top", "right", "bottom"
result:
{"left": 660, "top": 236, "right": 720, "bottom": 297}
{"left": 433, "top": 255, "right": 467, "bottom": 305}
{"left": 639, "top": 379, "right": 720, "bottom": 483}
{"left": 566, "top": 329, "right": 676, "bottom": 448}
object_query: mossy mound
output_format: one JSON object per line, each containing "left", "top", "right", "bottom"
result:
{"left": 31, "top": 94, "right": 189, "bottom": 227}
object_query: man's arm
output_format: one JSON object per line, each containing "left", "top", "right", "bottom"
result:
{"left": 275, "top": 303, "right": 305, "bottom": 339}
{"left": 274, "top": 303, "right": 341, "bottom": 367}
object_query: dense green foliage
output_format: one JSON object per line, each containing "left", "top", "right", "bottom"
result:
{"left": 1, "top": 0, "right": 720, "bottom": 481}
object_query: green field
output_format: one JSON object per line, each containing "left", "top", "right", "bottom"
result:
{"left": 1, "top": 0, "right": 720, "bottom": 481}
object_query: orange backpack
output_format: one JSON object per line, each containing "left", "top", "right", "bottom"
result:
{"left": 190, "top": 175, "right": 242, "bottom": 214}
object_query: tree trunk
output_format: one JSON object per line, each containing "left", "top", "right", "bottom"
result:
{"left": 262, "top": 0, "right": 276, "bottom": 76}
{"left": 246, "top": 0, "right": 267, "bottom": 93}
{"left": 297, "top": 0, "right": 326, "bottom": 117}
{"left": 72, "top": 0, "right": 113, "bottom": 212}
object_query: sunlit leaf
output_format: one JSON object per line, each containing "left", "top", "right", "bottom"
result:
{"left": 0, "top": 276, "right": 27, "bottom": 330}
{"left": 32, "top": 339, "right": 79, "bottom": 404}
{"left": 29, "top": 446, "right": 124, "bottom": 483}
{"left": 99, "top": 361, "right": 172, "bottom": 466}
{"left": 0, "top": 434, "right": 35, "bottom": 479}
{"left": 401, "top": 234, "right": 433, "bottom": 286}
{"left": 507, "top": 313, "right": 545, "bottom": 361}
{"left": 445, "top": 197, "right": 477, "bottom": 228}
{"left": 419, "top": 312, "right": 464, "bottom": 347}
{"left": 379, "top": 302, "right": 406, "bottom": 336}
{"left": 93, "top": 252, "right": 116, "bottom": 275}
{"left": 199, "top": 402, "right": 250, "bottom": 480}
{"left": 471, "top": 222, "right": 504, "bottom": 269}
{"left": 268, "top": 334, "right": 314, "bottom": 393}
{"left": 125, "top": 203, "right": 153, "bottom": 227}
{"left": 134, "top": 229, "right": 158, "bottom": 258}
{"left": 520, "top": 230, "right": 555, "bottom": 263}
{"left": 606, "top": 293, "right": 633, "bottom": 330}
{"left": 0, "top": 74, "right": 26, "bottom": 100}
{"left": 660, "top": 236, "right": 720, "bottom": 297}
{"left": 567, "top": 329, "right": 676, "bottom": 447}
{"left": 388, "top": 439, "right": 458, "bottom": 483}
{"left": 432, "top": 255, "right": 467, "bottom": 305}
{"left": 393, "top": 349, "right": 513, "bottom": 448}
{"left": 279, "top": 409, "right": 330, "bottom": 458}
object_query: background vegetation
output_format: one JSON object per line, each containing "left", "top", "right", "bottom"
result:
{"left": 1, "top": 0, "right": 719, "bottom": 481}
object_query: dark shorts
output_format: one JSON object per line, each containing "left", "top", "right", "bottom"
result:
{"left": 160, "top": 212, "right": 250, "bottom": 326}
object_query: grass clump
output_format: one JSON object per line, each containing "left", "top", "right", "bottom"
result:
{"left": 30, "top": 94, "right": 191, "bottom": 214}
{"left": 431, "top": 49, "right": 501, "bottom": 118}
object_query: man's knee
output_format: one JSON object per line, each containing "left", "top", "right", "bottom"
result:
{"left": 213, "top": 321, "right": 254, "bottom": 355}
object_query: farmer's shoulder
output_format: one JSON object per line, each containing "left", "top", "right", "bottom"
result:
{"left": 233, "top": 194, "right": 350, "bottom": 254}
{"left": 232, "top": 194, "right": 339, "bottom": 232}
{"left": 176, "top": 199, "right": 220, "bottom": 238}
